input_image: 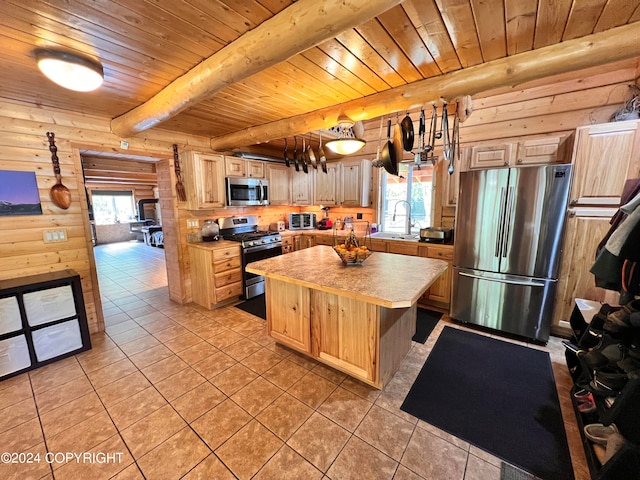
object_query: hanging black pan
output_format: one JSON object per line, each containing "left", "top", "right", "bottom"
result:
{"left": 283, "top": 138, "right": 290, "bottom": 168}
{"left": 293, "top": 136, "right": 300, "bottom": 172}
{"left": 400, "top": 111, "right": 414, "bottom": 152}
{"left": 380, "top": 119, "right": 398, "bottom": 176}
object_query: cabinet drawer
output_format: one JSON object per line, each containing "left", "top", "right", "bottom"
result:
{"left": 0, "top": 297, "right": 22, "bottom": 335}
{"left": 215, "top": 282, "right": 243, "bottom": 302}
{"left": 32, "top": 319, "right": 83, "bottom": 362}
{"left": 214, "top": 269, "right": 242, "bottom": 287}
{"left": 212, "top": 245, "right": 240, "bottom": 262}
{"left": 427, "top": 245, "right": 453, "bottom": 261}
{"left": 24, "top": 285, "right": 76, "bottom": 326}
{"left": 282, "top": 245, "right": 293, "bottom": 254}
{"left": 0, "top": 335, "right": 31, "bottom": 377}
{"left": 314, "top": 235, "right": 333, "bottom": 246}
{"left": 387, "top": 242, "right": 420, "bottom": 256}
{"left": 213, "top": 256, "right": 242, "bottom": 273}
{"left": 281, "top": 236, "right": 293, "bottom": 246}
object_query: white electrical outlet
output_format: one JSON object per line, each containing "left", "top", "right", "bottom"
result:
{"left": 120, "top": 140, "right": 129, "bottom": 149}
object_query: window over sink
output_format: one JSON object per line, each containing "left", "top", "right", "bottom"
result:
{"left": 379, "top": 163, "right": 434, "bottom": 235}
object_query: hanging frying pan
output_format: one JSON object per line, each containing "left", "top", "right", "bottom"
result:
{"left": 283, "top": 138, "right": 290, "bottom": 168}
{"left": 318, "top": 131, "right": 328, "bottom": 173}
{"left": 301, "top": 136, "right": 309, "bottom": 173}
{"left": 380, "top": 119, "right": 398, "bottom": 176}
{"left": 400, "top": 112, "right": 414, "bottom": 152}
{"left": 293, "top": 136, "right": 300, "bottom": 172}
{"left": 307, "top": 134, "right": 317, "bottom": 169}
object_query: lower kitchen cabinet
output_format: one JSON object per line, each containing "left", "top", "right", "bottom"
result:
{"left": 188, "top": 242, "right": 243, "bottom": 309}
{"left": 293, "top": 235, "right": 314, "bottom": 250}
{"left": 0, "top": 270, "right": 91, "bottom": 381}
{"left": 419, "top": 244, "right": 453, "bottom": 308}
{"left": 281, "top": 235, "right": 294, "bottom": 254}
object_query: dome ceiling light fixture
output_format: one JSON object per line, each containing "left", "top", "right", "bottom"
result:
{"left": 325, "top": 114, "right": 366, "bottom": 155}
{"left": 34, "top": 48, "right": 104, "bottom": 92}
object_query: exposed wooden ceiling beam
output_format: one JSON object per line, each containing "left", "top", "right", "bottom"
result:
{"left": 110, "top": 0, "right": 403, "bottom": 138}
{"left": 210, "top": 22, "right": 640, "bottom": 151}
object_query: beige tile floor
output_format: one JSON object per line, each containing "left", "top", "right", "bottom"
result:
{"left": 0, "top": 241, "right": 589, "bottom": 480}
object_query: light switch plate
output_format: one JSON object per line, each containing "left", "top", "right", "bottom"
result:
{"left": 43, "top": 228, "right": 68, "bottom": 243}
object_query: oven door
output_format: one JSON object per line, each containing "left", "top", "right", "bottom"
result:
{"left": 226, "top": 178, "right": 269, "bottom": 206}
{"left": 242, "top": 243, "right": 282, "bottom": 298}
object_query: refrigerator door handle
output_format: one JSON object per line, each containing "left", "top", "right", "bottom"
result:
{"left": 458, "top": 271, "right": 547, "bottom": 287}
{"left": 501, "top": 186, "right": 515, "bottom": 258}
{"left": 495, "top": 187, "right": 507, "bottom": 257}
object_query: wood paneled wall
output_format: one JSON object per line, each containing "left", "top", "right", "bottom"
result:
{"left": 0, "top": 98, "right": 210, "bottom": 333}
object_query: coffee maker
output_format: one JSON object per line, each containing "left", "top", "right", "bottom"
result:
{"left": 317, "top": 206, "right": 333, "bottom": 230}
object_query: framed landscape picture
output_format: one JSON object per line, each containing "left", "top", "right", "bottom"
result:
{"left": 0, "top": 170, "right": 43, "bottom": 216}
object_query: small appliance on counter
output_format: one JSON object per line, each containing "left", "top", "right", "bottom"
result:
{"left": 269, "top": 220, "right": 286, "bottom": 232}
{"left": 201, "top": 219, "right": 220, "bottom": 241}
{"left": 317, "top": 206, "right": 333, "bottom": 230}
{"left": 289, "top": 212, "right": 315, "bottom": 230}
{"left": 419, "top": 227, "right": 453, "bottom": 243}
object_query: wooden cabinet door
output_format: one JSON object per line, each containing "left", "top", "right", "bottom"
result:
{"left": 469, "top": 143, "right": 516, "bottom": 169}
{"left": 314, "top": 163, "right": 340, "bottom": 205}
{"left": 310, "top": 290, "right": 377, "bottom": 382}
{"left": 419, "top": 245, "right": 453, "bottom": 307}
{"left": 570, "top": 120, "right": 640, "bottom": 207}
{"left": 266, "top": 164, "right": 291, "bottom": 205}
{"left": 183, "top": 152, "right": 226, "bottom": 209}
{"left": 246, "top": 160, "right": 265, "bottom": 178}
{"left": 443, "top": 147, "right": 465, "bottom": 207}
{"left": 341, "top": 160, "right": 372, "bottom": 207}
{"left": 553, "top": 213, "right": 620, "bottom": 330}
{"left": 225, "top": 157, "right": 246, "bottom": 177}
{"left": 515, "top": 136, "right": 570, "bottom": 166}
{"left": 291, "top": 172, "right": 313, "bottom": 205}
{"left": 266, "top": 279, "right": 311, "bottom": 353}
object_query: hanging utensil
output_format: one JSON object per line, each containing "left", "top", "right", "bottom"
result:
{"left": 380, "top": 119, "right": 398, "bottom": 176}
{"left": 318, "top": 131, "right": 328, "bottom": 173}
{"left": 449, "top": 103, "right": 460, "bottom": 176}
{"left": 283, "top": 138, "right": 290, "bottom": 168}
{"left": 46, "top": 132, "right": 72, "bottom": 210}
{"left": 372, "top": 116, "right": 385, "bottom": 168}
{"left": 173, "top": 144, "right": 187, "bottom": 202}
{"left": 393, "top": 113, "right": 404, "bottom": 166}
{"left": 400, "top": 111, "right": 415, "bottom": 152}
{"left": 301, "top": 135, "right": 309, "bottom": 173}
{"left": 415, "top": 109, "right": 425, "bottom": 167}
{"left": 441, "top": 102, "right": 452, "bottom": 174}
{"left": 427, "top": 104, "right": 439, "bottom": 165}
{"left": 293, "top": 136, "right": 300, "bottom": 172}
{"left": 307, "top": 133, "right": 317, "bottom": 169}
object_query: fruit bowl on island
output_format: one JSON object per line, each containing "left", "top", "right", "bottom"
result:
{"left": 333, "top": 228, "right": 372, "bottom": 265}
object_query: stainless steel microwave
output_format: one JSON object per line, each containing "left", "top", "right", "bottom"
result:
{"left": 289, "top": 212, "right": 315, "bottom": 230}
{"left": 225, "top": 177, "right": 269, "bottom": 206}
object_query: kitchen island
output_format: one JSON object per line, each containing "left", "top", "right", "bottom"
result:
{"left": 246, "top": 245, "right": 447, "bottom": 388}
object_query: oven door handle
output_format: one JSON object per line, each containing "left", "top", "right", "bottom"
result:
{"left": 243, "top": 243, "right": 282, "bottom": 254}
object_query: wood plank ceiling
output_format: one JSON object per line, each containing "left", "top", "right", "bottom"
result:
{"left": 1, "top": 0, "right": 639, "bottom": 155}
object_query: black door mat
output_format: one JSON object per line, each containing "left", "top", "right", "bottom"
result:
{"left": 401, "top": 326, "right": 573, "bottom": 480}
{"left": 412, "top": 308, "right": 442, "bottom": 343}
{"left": 234, "top": 294, "right": 266, "bottom": 320}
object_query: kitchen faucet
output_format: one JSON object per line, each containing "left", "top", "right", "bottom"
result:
{"left": 392, "top": 200, "right": 413, "bottom": 235}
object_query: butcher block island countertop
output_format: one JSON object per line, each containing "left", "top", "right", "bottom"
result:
{"left": 246, "top": 245, "right": 447, "bottom": 388}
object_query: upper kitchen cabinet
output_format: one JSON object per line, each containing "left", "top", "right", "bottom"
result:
{"left": 224, "top": 157, "right": 265, "bottom": 178}
{"left": 515, "top": 136, "right": 572, "bottom": 166}
{"left": 266, "top": 164, "right": 291, "bottom": 205}
{"left": 468, "top": 143, "right": 516, "bottom": 169}
{"left": 466, "top": 135, "right": 572, "bottom": 171}
{"left": 569, "top": 120, "right": 640, "bottom": 207}
{"left": 341, "top": 159, "right": 372, "bottom": 207}
{"left": 443, "top": 147, "right": 468, "bottom": 207}
{"left": 291, "top": 171, "right": 313, "bottom": 205}
{"left": 314, "top": 163, "right": 340, "bottom": 205}
{"left": 181, "top": 151, "right": 226, "bottom": 210}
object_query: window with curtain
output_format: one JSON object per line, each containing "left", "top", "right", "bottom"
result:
{"left": 379, "top": 163, "right": 434, "bottom": 234}
{"left": 91, "top": 190, "right": 136, "bottom": 225}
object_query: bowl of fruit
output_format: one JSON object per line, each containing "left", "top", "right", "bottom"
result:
{"left": 333, "top": 230, "right": 372, "bottom": 265}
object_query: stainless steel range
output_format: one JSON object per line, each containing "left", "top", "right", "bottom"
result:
{"left": 218, "top": 215, "right": 282, "bottom": 299}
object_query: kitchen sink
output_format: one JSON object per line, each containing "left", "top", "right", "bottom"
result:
{"left": 370, "top": 232, "right": 420, "bottom": 242}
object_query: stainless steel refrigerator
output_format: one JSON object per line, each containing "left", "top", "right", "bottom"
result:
{"left": 451, "top": 164, "right": 572, "bottom": 342}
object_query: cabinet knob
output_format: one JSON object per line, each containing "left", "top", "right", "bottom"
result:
{"left": 570, "top": 199, "right": 577, "bottom": 206}
{"left": 504, "top": 160, "right": 509, "bottom": 166}
{"left": 569, "top": 210, "right": 576, "bottom": 217}
{"left": 517, "top": 158, "right": 523, "bottom": 164}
